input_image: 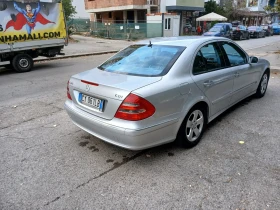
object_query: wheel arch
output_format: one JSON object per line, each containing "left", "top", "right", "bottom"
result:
{"left": 265, "top": 68, "right": 270, "bottom": 79}
{"left": 176, "top": 99, "right": 210, "bottom": 135}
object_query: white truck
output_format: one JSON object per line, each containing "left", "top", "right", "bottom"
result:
{"left": 0, "top": 0, "right": 67, "bottom": 72}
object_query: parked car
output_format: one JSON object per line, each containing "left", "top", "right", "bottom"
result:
{"left": 272, "top": 24, "right": 280, "bottom": 35}
{"left": 248, "top": 26, "right": 266, "bottom": 38}
{"left": 231, "top": 25, "right": 250, "bottom": 40}
{"left": 203, "top": 26, "right": 225, "bottom": 37}
{"left": 203, "top": 22, "right": 232, "bottom": 38}
{"left": 232, "top": 21, "right": 241, "bottom": 27}
{"left": 65, "top": 37, "right": 270, "bottom": 150}
{"left": 261, "top": 24, "right": 273, "bottom": 36}
{"left": 214, "top": 23, "right": 232, "bottom": 38}
{"left": 203, "top": 25, "right": 231, "bottom": 38}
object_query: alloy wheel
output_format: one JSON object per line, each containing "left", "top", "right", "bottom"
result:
{"left": 185, "top": 110, "right": 204, "bottom": 142}
{"left": 261, "top": 74, "right": 268, "bottom": 94}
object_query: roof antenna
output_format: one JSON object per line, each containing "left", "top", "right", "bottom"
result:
{"left": 148, "top": 40, "right": 152, "bottom": 47}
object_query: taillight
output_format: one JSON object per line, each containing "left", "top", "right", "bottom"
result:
{"left": 114, "top": 93, "right": 155, "bottom": 121}
{"left": 67, "top": 80, "right": 72, "bottom": 100}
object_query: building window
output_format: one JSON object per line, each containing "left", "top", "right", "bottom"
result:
{"left": 165, "top": 18, "right": 171, "bottom": 30}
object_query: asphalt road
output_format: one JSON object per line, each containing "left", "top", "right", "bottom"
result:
{"left": 1, "top": 40, "right": 280, "bottom": 210}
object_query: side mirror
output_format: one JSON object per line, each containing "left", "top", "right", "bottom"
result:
{"left": 249, "top": 56, "right": 259, "bottom": 64}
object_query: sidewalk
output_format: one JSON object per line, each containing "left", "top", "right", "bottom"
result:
{"left": 246, "top": 42, "right": 280, "bottom": 72}
{"left": 62, "top": 35, "right": 131, "bottom": 56}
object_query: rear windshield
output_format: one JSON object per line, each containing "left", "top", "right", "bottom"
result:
{"left": 98, "top": 45, "right": 185, "bottom": 77}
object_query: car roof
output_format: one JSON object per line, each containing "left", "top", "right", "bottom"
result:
{"left": 215, "top": 23, "right": 231, "bottom": 25}
{"left": 136, "top": 36, "right": 228, "bottom": 47}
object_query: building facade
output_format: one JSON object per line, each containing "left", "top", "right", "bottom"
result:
{"left": 84, "top": 0, "right": 204, "bottom": 34}
{"left": 235, "top": 0, "right": 278, "bottom": 25}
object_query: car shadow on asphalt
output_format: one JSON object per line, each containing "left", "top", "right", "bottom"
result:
{"left": 148, "top": 95, "right": 257, "bottom": 154}
{"left": 206, "top": 95, "right": 255, "bottom": 130}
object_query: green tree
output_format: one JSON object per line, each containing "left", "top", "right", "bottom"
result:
{"left": 204, "top": 0, "right": 226, "bottom": 16}
{"left": 62, "top": 0, "right": 77, "bottom": 21}
{"left": 264, "top": 0, "right": 280, "bottom": 13}
{"left": 220, "top": 0, "right": 243, "bottom": 21}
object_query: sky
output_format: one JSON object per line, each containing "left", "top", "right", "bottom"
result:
{"left": 72, "top": 0, "right": 89, "bottom": 18}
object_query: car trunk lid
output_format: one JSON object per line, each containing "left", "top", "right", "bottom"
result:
{"left": 69, "top": 68, "right": 162, "bottom": 120}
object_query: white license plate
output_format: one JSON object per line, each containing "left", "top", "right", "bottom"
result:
{"left": 79, "top": 93, "right": 104, "bottom": 111}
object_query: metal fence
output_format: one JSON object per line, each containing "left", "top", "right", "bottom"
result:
{"left": 67, "top": 18, "right": 91, "bottom": 33}
{"left": 90, "top": 21, "right": 163, "bottom": 40}
{"left": 67, "top": 19, "right": 163, "bottom": 40}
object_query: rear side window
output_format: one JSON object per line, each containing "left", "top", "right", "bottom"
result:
{"left": 98, "top": 45, "right": 185, "bottom": 77}
{"left": 220, "top": 42, "right": 247, "bottom": 66}
{"left": 193, "top": 51, "right": 207, "bottom": 75}
{"left": 193, "top": 43, "right": 226, "bottom": 75}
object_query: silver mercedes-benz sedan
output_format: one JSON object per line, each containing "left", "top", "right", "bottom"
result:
{"left": 65, "top": 36, "right": 270, "bottom": 150}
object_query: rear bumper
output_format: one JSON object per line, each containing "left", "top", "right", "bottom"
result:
{"left": 231, "top": 33, "right": 241, "bottom": 39}
{"left": 249, "top": 32, "right": 258, "bottom": 37}
{"left": 64, "top": 100, "right": 178, "bottom": 150}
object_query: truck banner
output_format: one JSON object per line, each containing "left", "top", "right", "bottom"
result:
{"left": 0, "top": 0, "right": 66, "bottom": 44}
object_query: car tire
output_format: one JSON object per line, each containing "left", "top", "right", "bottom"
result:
{"left": 176, "top": 106, "right": 207, "bottom": 148}
{"left": 12, "top": 54, "right": 34, "bottom": 73}
{"left": 255, "top": 71, "right": 269, "bottom": 98}
{"left": 239, "top": 34, "right": 243, "bottom": 40}
{"left": 247, "top": 33, "right": 250, "bottom": 39}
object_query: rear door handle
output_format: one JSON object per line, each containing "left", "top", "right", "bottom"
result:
{"left": 203, "top": 80, "right": 214, "bottom": 87}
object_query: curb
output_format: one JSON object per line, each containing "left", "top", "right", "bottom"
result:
{"left": 34, "top": 50, "right": 119, "bottom": 62}
{"left": 271, "top": 66, "right": 280, "bottom": 73}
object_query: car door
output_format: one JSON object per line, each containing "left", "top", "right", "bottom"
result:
{"left": 191, "top": 42, "right": 235, "bottom": 117}
{"left": 219, "top": 41, "right": 259, "bottom": 104}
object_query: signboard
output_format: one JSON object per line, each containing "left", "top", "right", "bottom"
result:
{"left": 248, "top": 0, "right": 258, "bottom": 7}
{"left": 237, "top": 0, "right": 247, "bottom": 8}
{"left": 0, "top": 0, "right": 66, "bottom": 44}
{"left": 259, "top": 0, "right": 268, "bottom": 8}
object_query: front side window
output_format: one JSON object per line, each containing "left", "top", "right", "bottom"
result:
{"left": 193, "top": 51, "right": 207, "bottom": 75}
{"left": 98, "top": 45, "right": 185, "bottom": 77}
{"left": 220, "top": 42, "right": 247, "bottom": 67}
{"left": 200, "top": 43, "right": 223, "bottom": 71}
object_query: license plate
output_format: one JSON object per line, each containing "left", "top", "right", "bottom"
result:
{"left": 79, "top": 93, "right": 104, "bottom": 111}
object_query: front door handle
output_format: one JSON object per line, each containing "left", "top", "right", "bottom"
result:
{"left": 203, "top": 80, "right": 214, "bottom": 87}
